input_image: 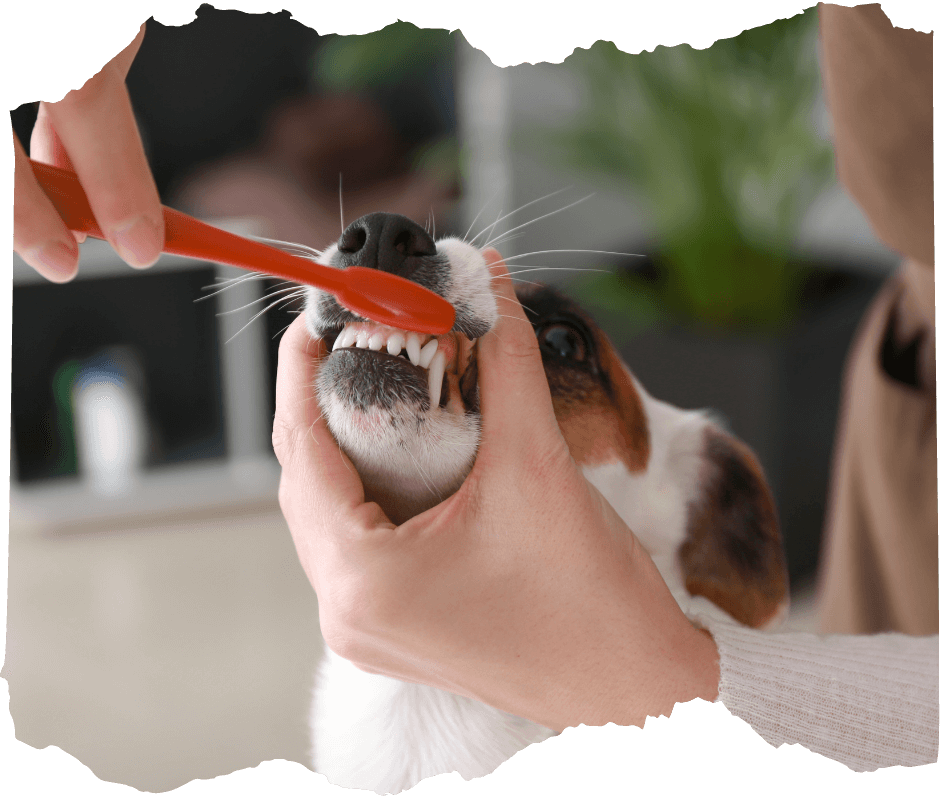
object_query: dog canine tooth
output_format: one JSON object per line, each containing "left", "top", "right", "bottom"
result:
{"left": 418, "top": 338, "right": 439, "bottom": 369}
{"left": 428, "top": 350, "right": 446, "bottom": 410}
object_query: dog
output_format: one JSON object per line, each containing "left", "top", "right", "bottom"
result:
{"left": 301, "top": 212, "right": 789, "bottom": 793}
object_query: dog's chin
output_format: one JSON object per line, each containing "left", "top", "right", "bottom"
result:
{"left": 315, "top": 338, "right": 483, "bottom": 524}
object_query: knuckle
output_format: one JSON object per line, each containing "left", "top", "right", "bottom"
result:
{"left": 319, "top": 592, "right": 373, "bottom": 662}
{"left": 320, "top": 624, "right": 360, "bottom": 662}
{"left": 494, "top": 321, "right": 541, "bottom": 364}
{"left": 271, "top": 414, "right": 297, "bottom": 466}
{"left": 502, "top": 335, "right": 542, "bottom": 365}
{"left": 275, "top": 474, "right": 294, "bottom": 515}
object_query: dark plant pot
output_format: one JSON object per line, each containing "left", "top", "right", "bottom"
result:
{"left": 578, "top": 258, "right": 888, "bottom": 591}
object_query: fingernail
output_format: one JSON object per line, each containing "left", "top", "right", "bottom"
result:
{"left": 111, "top": 216, "right": 162, "bottom": 268}
{"left": 31, "top": 240, "right": 79, "bottom": 281}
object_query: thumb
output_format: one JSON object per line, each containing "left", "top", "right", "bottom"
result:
{"left": 272, "top": 316, "right": 365, "bottom": 516}
{"left": 475, "top": 249, "right": 565, "bottom": 461}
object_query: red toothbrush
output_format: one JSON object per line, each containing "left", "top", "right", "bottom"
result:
{"left": 29, "top": 159, "right": 456, "bottom": 335}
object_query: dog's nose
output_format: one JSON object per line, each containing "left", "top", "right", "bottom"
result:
{"left": 335, "top": 212, "right": 437, "bottom": 280}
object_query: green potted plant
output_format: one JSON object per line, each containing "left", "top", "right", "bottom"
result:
{"left": 534, "top": 9, "right": 887, "bottom": 587}
{"left": 540, "top": 9, "right": 833, "bottom": 332}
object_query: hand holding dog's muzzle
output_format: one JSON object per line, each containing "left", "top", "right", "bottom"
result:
{"left": 273, "top": 249, "right": 720, "bottom": 732}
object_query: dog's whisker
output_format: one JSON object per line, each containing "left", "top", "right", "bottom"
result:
{"left": 485, "top": 195, "right": 595, "bottom": 251}
{"left": 503, "top": 248, "right": 645, "bottom": 262}
{"left": 488, "top": 275, "right": 546, "bottom": 288}
{"left": 486, "top": 328, "right": 507, "bottom": 347}
{"left": 506, "top": 266, "right": 613, "bottom": 277}
{"left": 250, "top": 234, "right": 324, "bottom": 259}
{"left": 479, "top": 232, "right": 525, "bottom": 253}
{"left": 267, "top": 293, "right": 307, "bottom": 317}
{"left": 496, "top": 313, "right": 530, "bottom": 324}
{"left": 516, "top": 302, "right": 538, "bottom": 316}
{"left": 202, "top": 272, "right": 266, "bottom": 289}
{"left": 468, "top": 187, "right": 572, "bottom": 248}
{"left": 304, "top": 419, "right": 324, "bottom": 451}
{"left": 484, "top": 201, "right": 582, "bottom": 251}
{"left": 271, "top": 311, "right": 302, "bottom": 340}
{"left": 464, "top": 195, "right": 496, "bottom": 242}
{"left": 217, "top": 287, "right": 306, "bottom": 317}
{"left": 224, "top": 293, "right": 306, "bottom": 344}
{"left": 339, "top": 173, "right": 345, "bottom": 233}
{"left": 487, "top": 204, "right": 593, "bottom": 253}
{"left": 264, "top": 281, "right": 304, "bottom": 301}
{"left": 197, "top": 272, "right": 270, "bottom": 301}
{"left": 478, "top": 206, "right": 503, "bottom": 251}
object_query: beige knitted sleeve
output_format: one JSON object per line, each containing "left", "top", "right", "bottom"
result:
{"left": 690, "top": 606, "right": 938, "bottom": 771}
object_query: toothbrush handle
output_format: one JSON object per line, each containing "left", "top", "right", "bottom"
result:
{"left": 28, "top": 159, "right": 343, "bottom": 291}
{"left": 27, "top": 158, "right": 456, "bottom": 333}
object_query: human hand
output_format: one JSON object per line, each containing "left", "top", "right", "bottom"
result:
{"left": 273, "top": 250, "right": 719, "bottom": 732}
{"left": 12, "top": 23, "right": 163, "bottom": 282}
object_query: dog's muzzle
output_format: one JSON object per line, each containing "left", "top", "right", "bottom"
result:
{"left": 318, "top": 213, "right": 479, "bottom": 414}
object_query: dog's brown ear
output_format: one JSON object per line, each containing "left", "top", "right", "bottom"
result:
{"left": 680, "top": 426, "right": 789, "bottom": 628}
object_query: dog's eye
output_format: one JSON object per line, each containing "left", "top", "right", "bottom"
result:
{"left": 537, "top": 323, "right": 587, "bottom": 362}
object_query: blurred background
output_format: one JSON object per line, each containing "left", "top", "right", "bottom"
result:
{"left": 7, "top": 4, "right": 900, "bottom": 791}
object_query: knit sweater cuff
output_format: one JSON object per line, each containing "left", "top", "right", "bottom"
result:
{"left": 686, "top": 599, "right": 939, "bottom": 772}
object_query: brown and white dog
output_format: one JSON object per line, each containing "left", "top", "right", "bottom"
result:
{"left": 302, "top": 212, "right": 788, "bottom": 793}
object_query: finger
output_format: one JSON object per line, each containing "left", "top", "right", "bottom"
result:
{"left": 475, "top": 249, "right": 564, "bottom": 457}
{"left": 29, "top": 103, "right": 75, "bottom": 169}
{"left": 272, "top": 316, "right": 365, "bottom": 514}
{"left": 13, "top": 131, "right": 79, "bottom": 282}
{"left": 42, "top": 25, "right": 163, "bottom": 269}
{"left": 29, "top": 105, "right": 86, "bottom": 246}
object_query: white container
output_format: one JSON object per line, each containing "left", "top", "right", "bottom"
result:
{"left": 71, "top": 349, "right": 148, "bottom": 497}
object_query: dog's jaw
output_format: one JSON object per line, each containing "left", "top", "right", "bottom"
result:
{"left": 305, "top": 236, "right": 497, "bottom": 523}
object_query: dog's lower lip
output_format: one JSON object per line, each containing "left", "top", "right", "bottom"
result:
{"left": 330, "top": 344, "right": 432, "bottom": 381}
{"left": 325, "top": 334, "right": 475, "bottom": 413}
{"left": 332, "top": 347, "right": 427, "bottom": 378}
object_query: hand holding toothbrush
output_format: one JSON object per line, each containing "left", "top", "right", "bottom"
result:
{"left": 13, "top": 24, "right": 163, "bottom": 282}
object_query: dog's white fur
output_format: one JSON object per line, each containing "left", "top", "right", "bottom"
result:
{"left": 303, "top": 230, "right": 776, "bottom": 793}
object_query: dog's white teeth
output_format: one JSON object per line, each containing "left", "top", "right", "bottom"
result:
{"left": 405, "top": 333, "right": 423, "bottom": 365}
{"left": 387, "top": 332, "right": 404, "bottom": 356}
{"left": 334, "top": 326, "right": 440, "bottom": 367}
{"left": 418, "top": 338, "right": 439, "bottom": 369}
{"left": 428, "top": 350, "right": 446, "bottom": 410}
{"left": 334, "top": 329, "right": 353, "bottom": 350}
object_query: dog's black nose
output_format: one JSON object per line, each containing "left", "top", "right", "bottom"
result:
{"left": 335, "top": 212, "right": 437, "bottom": 280}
